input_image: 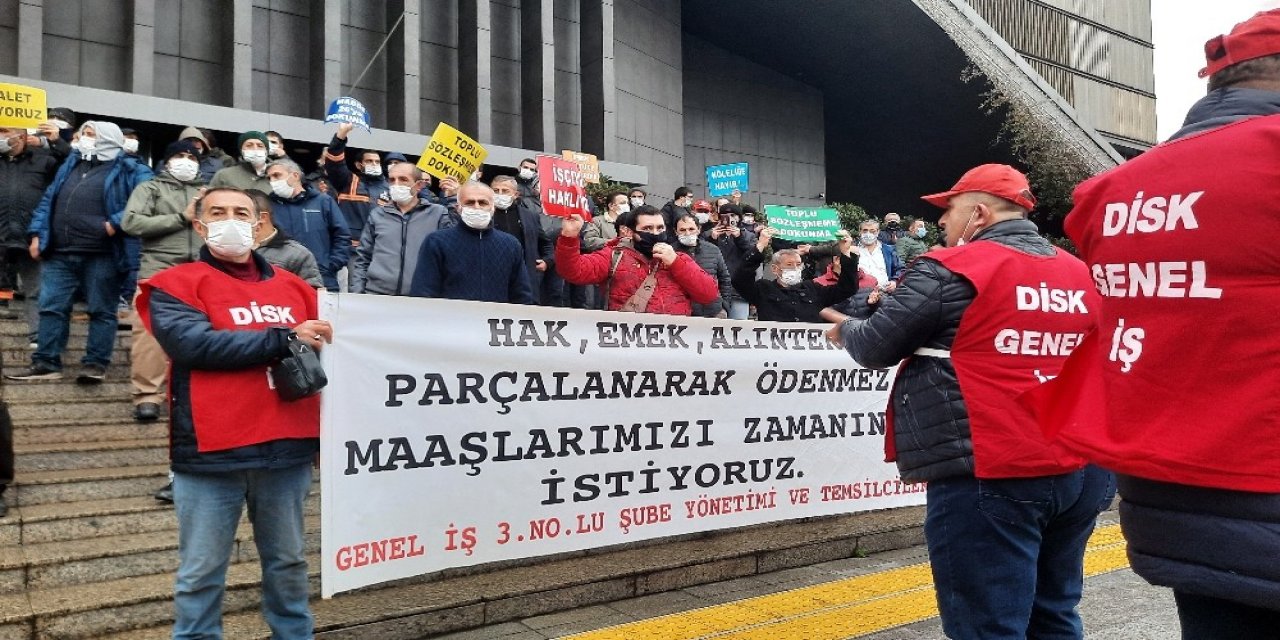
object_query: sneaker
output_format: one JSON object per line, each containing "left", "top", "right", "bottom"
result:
{"left": 6, "top": 363, "right": 62, "bottom": 381}
{"left": 154, "top": 482, "right": 174, "bottom": 503}
{"left": 134, "top": 402, "right": 160, "bottom": 422}
{"left": 75, "top": 364, "right": 107, "bottom": 384}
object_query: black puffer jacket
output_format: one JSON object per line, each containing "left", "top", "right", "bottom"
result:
{"left": 678, "top": 240, "right": 730, "bottom": 317}
{"left": 838, "top": 219, "right": 1053, "bottom": 483}
{"left": 734, "top": 250, "right": 860, "bottom": 323}
{"left": 0, "top": 148, "right": 60, "bottom": 249}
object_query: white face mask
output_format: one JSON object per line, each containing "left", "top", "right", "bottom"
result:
{"left": 679, "top": 197, "right": 693, "bottom": 208}
{"left": 461, "top": 206, "right": 493, "bottom": 229}
{"left": 677, "top": 233, "right": 698, "bottom": 247}
{"left": 0, "top": 135, "right": 15, "bottom": 155}
{"left": 51, "top": 119, "right": 70, "bottom": 130}
{"left": 364, "top": 163, "right": 382, "bottom": 177}
{"left": 168, "top": 158, "right": 200, "bottom": 182}
{"left": 859, "top": 232, "right": 878, "bottom": 246}
{"left": 630, "top": 197, "right": 644, "bottom": 208}
{"left": 742, "top": 215, "right": 755, "bottom": 225}
{"left": 77, "top": 136, "right": 97, "bottom": 157}
{"left": 518, "top": 168, "right": 535, "bottom": 181}
{"left": 615, "top": 204, "right": 630, "bottom": 216}
{"left": 779, "top": 268, "right": 803, "bottom": 287}
{"left": 269, "top": 142, "right": 282, "bottom": 157}
{"left": 388, "top": 184, "right": 416, "bottom": 204}
{"left": 270, "top": 179, "right": 295, "bottom": 199}
{"left": 694, "top": 212, "right": 710, "bottom": 225}
{"left": 123, "top": 138, "right": 140, "bottom": 154}
{"left": 202, "top": 219, "right": 256, "bottom": 258}
{"left": 493, "top": 193, "right": 515, "bottom": 209}
{"left": 242, "top": 149, "right": 268, "bottom": 166}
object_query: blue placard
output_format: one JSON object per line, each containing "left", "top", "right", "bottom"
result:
{"left": 325, "top": 96, "right": 371, "bottom": 132}
{"left": 705, "top": 162, "right": 749, "bottom": 198}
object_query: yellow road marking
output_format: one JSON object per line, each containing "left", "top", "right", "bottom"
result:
{"left": 561, "top": 524, "right": 1128, "bottom": 640}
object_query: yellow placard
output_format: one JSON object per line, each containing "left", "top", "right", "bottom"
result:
{"left": 561, "top": 149, "right": 600, "bottom": 184}
{"left": 0, "top": 83, "right": 48, "bottom": 129}
{"left": 417, "top": 122, "right": 487, "bottom": 181}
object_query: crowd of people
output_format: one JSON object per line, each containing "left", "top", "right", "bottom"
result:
{"left": 1, "top": 9, "right": 1278, "bottom": 637}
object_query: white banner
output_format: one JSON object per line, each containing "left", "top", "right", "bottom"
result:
{"left": 319, "top": 294, "right": 921, "bottom": 597}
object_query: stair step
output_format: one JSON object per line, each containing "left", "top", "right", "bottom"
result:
{"left": 1, "top": 380, "right": 132, "bottom": 404}
{"left": 13, "top": 464, "right": 170, "bottom": 506}
{"left": 7, "top": 399, "right": 134, "bottom": 422}
{"left": 0, "top": 318, "right": 120, "bottom": 337}
{"left": 15, "top": 438, "right": 169, "bottom": 472}
{"left": 14, "top": 419, "right": 167, "bottom": 445}
{"left": 0, "top": 332, "right": 129, "bottom": 351}
{"left": 0, "top": 353, "right": 131, "bottom": 378}
{"left": 16, "top": 496, "right": 179, "bottom": 545}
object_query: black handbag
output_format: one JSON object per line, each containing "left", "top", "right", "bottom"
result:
{"left": 270, "top": 334, "right": 328, "bottom": 401}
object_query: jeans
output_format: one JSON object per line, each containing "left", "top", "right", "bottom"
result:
{"left": 924, "top": 466, "right": 1116, "bottom": 640}
{"left": 726, "top": 299, "right": 750, "bottom": 320}
{"left": 0, "top": 248, "right": 40, "bottom": 341}
{"left": 119, "top": 236, "right": 141, "bottom": 304}
{"left": 1174, "top": 591, "right": 1280, "bottom": 640}
{"left": 173, "top": 464, "right": 314, "bottom": 639}
{"left": 34, "top": 253, "right": 120, "bottom": 369}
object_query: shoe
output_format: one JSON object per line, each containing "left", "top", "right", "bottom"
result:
{"left": 154, "top": 482, "right": 174, "bottom": 503}
{"left": 134, "top": 402, "right": 160, "bottom": 422}
{"left": 6, "top": 363, "right": 62, "bottom": 381}
{"left": 75, "top": 364, "right": 107, "bottom": 384}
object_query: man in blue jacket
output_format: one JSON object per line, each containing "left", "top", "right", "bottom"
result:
{"left": 265, "top": 158, "right": 350, "bottom": 291}
{"left": 9, "top": 121, "right": 153, "bottom": 383}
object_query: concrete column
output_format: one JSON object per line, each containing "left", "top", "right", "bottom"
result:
{"left": 520, "top": 0, "right": 555, "bottom": 151}
{"left": 310, "top": 0, "right": 342, "bottom": 118}
{"left": 580, "top": 0, "right": 617, "bottom": 159}
{"left": 386, "top": 0, "right": 421, "bottom": 133}
{"left": 131, "top": 0, "right": 156, "bottom": 95}
{"left": 232, "top": 0, "right": 254, "bottom": 109}
{"left": 17, "top": 0, "right": 42, "bottom": 79}
{"left": 458, "top": 0, "right": 492, "bottom": 142}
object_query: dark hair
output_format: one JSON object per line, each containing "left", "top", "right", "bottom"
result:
{"left": 358, "top": 149, "right": 381, "bottom": 163}
{"left": 619, "top": 204, "right": 663, "bottom": 230}
{"left": 741, "top": 204, "right": 758, "bottom": 215}
{"left": 520, "top": 157, "right": 536, "bottom": 166}
{"left": 265, "top": 130, "right": 282, "bottom": 140}
{"left": 673, "top": 213, "right": 701, "bottom": 230}
{"left": 195, "top": 188, "right": 257, "bottom": 218}
{"left": 1208, "top": 53, "right": 1280, "bottom": 90}
{"left": 629, "top": 188, "right": 646, "bottom": 197}
{"left": 606, "top": 191, "right": 628, "bottom": 207}
{"left": 245, "top": 189, "right": 273, "bottom": 217}
{"left": 719, "top": 203, "right": 743, "bottom": 216}
{"left": 674, "top": 186, "right": 693, "bottom": 199}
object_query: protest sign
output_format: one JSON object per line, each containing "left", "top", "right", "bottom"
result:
{"left": 706, "top": 162, "right": 749, "bottom": 198}
{"left": 325, "top": 96, "right": 371, "bottom": 132}
{"left": 538, "top": 155, "right": 593, "bottom": 220}
{"left": 561, "top": 149, "right": 601, "bottom": 184}
{"left": 765, "top": 205, "right": 843, "bottom": 242}
{"left": 0, "top": 83, "right": 47, "bottom": 129}
{"left": 318, "top": 294, "right": 916, "bottom": 597}
{"left": 417, "top": 122, "right": 487, "bottom": 181}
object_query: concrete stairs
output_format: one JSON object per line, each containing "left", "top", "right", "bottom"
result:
{"left": 0, "top": 302, "right": 930, "bottom": 639}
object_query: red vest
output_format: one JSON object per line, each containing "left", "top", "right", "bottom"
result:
{"left": 1029, "top": 114, "right": 1280, "bottom": 492}
{"left": 139, "top": 261, "right": 320, "bottom": 453}
{"left": 895, "top": 240, "right": 1093, "bottom": 478}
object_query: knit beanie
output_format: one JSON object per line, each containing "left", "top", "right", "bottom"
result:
{"left": 163, "top": 140, "right": 200, "bottom": 163}
{"left": 237, "top": 130, "right": 269, "bottom": 150}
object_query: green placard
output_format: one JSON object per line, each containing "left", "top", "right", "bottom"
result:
{"left": 764, "top": 205, "right": 842, "bottom": 242}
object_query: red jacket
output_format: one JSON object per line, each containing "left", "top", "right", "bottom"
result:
{"left": 556, "top": 235, "right": 719, "bottom": 315}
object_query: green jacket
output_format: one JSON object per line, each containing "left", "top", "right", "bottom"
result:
{"left": 896, "top": 235, "right": 928, "bottom": 265}
{"left": 122, "top": 173, "right": 205, "bottom": 280}
{"left": 208, "top": 161, "right": 271, "bottom": 192}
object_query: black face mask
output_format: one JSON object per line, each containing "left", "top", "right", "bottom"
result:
{"left": 631, "top": 230, "right": 665, "bottom": 257}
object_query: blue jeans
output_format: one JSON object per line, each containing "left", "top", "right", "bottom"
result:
{"left": 173, "top": 464, "right": 314, "bottom": 639}
{"left": 34, "top": 253, "right": 121, "bottom": 369}
{"left": 924, "top": 466, "right": 1116, "bottom": 640}
{"left": 726, "top": 299, "right": 750, "bottom": 320}
{"left": 119, "top": 236, "right": 141, "bottom": 303}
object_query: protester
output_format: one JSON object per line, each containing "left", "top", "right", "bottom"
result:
{"left": 324, "top": 123, "right": 389, "bottom": 264}
{"left": 628, "top": 188, "right": 646, "bottom": 210}
{"left": 352, "top": 163, "right": 452, "bottom": 295}
{"left": 706, "top": 204, "right": 756, "bottom": 320}
{"left": 825, "top": 164, "right": 1112, "bottom": 640}
{"left": 490, "top": 175, "right": 553, "bottom": 303}
{"left": 660, "top": 187, "right": 694, "bottom": 229}
{"left": 121, "top": 140, "right": 206, "bottom": 422}
{"left": 584, "top": 192, "right": 625, "bottom": 253}
{"left": 178, "top": 126, "right": 232, "bottom": 182}
{"left": 9, "top": 121, "right": 154, "bottom": 383}
{"left": 409, "top": 181, "right": 533, "bottom": 304}
{"left": 673, "top": 214, "right": 731, "bottom": 318}
{"left": 733, "top": 227, "right": 858, "bottom": 323}
{"left": 897, "top": 219, "right": 930, "bottom": 264}
{"left": 878, "top": 212, "right": 906, "bottom": 245}
{"left": 199, "top": 128, "right": 237, "bottom": 170}
{"left": 120, "top": 128, "right": 141, "bottom": 156}
{"left": 208, "top": 131, "right": 272, "bottom": 192}
{"left": 515, "top": 157, "right": 541, "bottom": 211}
{"left": 691, "top": 200, "right": 714, "bottom": 231}
{"left": 1030, "top": 11, "right": 1280, "bottom": 635}
{"left": 27, "top": 107, "right": 74, "bottom": 159}
{"left": 264, "top": 158, "right": 350, "bottom": 291}
{"left": 0, "top": 124, "right": 60, "bottom": 344}
{"left": 556, "top": 205, "right": 718, "bottom": 315}
{"left": 139, "top": 187, "right": 328, "bottom": 639}
{"left": 247, "top": 190, "right": 323, "bottom": 289}
{"left": 265, "top": 130, "right": 288, "bottom": 160}
{"left": 855, "top": 219, "right": 903, "bottom": 286}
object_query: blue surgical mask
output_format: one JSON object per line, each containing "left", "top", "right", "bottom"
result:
{"left": 915, "top": 226, "right": 927, "bottom": 239}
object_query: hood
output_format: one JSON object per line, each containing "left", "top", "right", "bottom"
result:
{"left": 81, "top": 121, "right": 125, "bottom": 161}
{"left": 179, "top": 126, "right": 206, "bottom": 144}
{"left": 1170, "top": 87, "right": 1280, "bottom": 141}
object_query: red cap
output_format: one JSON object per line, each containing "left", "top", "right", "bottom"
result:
{"left": 1200, "top": 10, "right": 1280, "bottom": 79}
{"left": 693, "top": 199, "right": 714, "bottom": 213}
{"left": 921, "top": 164, "right": 1036, "bottom": 211}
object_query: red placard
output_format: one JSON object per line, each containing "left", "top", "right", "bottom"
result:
{"left": 537, "top": 155, "right": 592, "bottom": 220}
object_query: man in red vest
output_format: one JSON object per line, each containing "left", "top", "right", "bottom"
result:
{"left": 823, "top": 165, "right": 1113, "bottom": 640}
{"left": 1029, "top": 10, "right": 1280, "bottom": 637}
{"left": 138, "top": 188, "right": 332, "bottom": 638}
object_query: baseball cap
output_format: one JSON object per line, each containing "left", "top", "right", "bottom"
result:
{"left": 921, "top": 164, "right": 1036, "bottom": 211}
{"left": 1200, "top": 9, "right": 1280, "bottom": 79}
{"left": 693, "top": 200, "right": 714, "bottom": 213}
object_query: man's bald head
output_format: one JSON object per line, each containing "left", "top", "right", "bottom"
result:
{"left": 458, "top": 180, "right": 495, "bottom": 211}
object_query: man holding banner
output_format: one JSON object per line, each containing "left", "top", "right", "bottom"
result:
{"left": 826, "top": 165, "right": 1113, "bottom": 640}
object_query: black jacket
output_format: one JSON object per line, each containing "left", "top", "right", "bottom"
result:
{"left": 734, "top": 250, "right": 860, "bottom": 323}
{"left": 838, "top": 219, "right": 1052, "bottom": 483}
{"left": 0, "top": 148, "right": 60, "bottom": 249}
{"left": 679, "top": 240, "right": 731, "bottom": 318}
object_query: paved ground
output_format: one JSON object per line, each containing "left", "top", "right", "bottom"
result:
{"left": 429, "top": 513, "right": 1180, "bottom": 639}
